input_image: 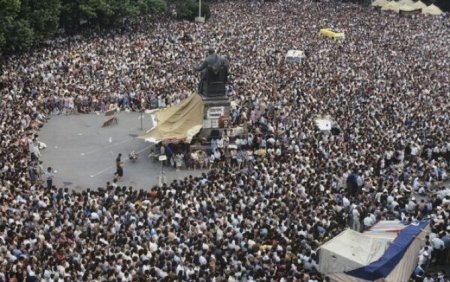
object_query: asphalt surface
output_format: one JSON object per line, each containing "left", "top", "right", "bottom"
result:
{"left": 39, "top": 111, "right": 204, "bottom": 191}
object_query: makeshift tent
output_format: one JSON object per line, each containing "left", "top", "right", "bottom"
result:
{"left": 363, "top": 220, "right": 407, "bottom": 241}
{"left": 422, "top": 4, "right": 443, "bottom": 15}
{"left": 398, "top": 4, "right": 418, "bottom": 12}
{"left": 367, "top": 220, "right": 407, "bottom": 233}
{"left": 397, "top": 0, "right": 415, "bottom": 6}
{"left": 140, "top": 94, "right": 204, "bottom": 143}
{"left": 381, "top": 2, "right": 400, "bottom": 12}
{"left": 318, "top": 221, "right": 430, "bottom": 282}
{"left": 411, "top": 1, "right": 427, "bottom": 10}
{"left": 371, "top": 0, "right": 389, "bottom": 7}
{"left": 318, "top": 229, "right": 391, "bottom": 274}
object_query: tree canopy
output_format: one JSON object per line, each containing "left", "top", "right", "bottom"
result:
{"left": 0, "top": 0, "right": 168, "bottom": 54}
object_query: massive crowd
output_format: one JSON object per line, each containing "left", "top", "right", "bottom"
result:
{"left": 1, "top": 0, "right": 450, "bottom": 281}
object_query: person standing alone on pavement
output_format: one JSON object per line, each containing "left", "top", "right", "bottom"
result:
{"left": 45, "top": 167, "right": 54, "bottom": 189}
{"left": 115, "top": 153, "right": 123, "bottom": 181}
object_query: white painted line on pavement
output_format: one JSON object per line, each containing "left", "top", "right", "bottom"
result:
{"left": 90, "top": 166, "right": 113, "bottom": 178}
{"left": 135, "top": 144, "right": 153, "bottom": 154}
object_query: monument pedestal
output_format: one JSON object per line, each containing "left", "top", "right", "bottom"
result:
{"left": 199, "top": 95, "right": 231, "bottom": 140}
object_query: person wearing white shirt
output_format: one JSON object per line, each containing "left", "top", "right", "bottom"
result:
{"left": 363, "top": 213, "right": 376, "bottom": 229}
{"left": 431, "top": 236, "right": 445, "bottom": 264}
{"left": 406, "top": 198, "right": 417, "bottom": 212}
{"left": 199, "top": 255, "right": 207, "bottom": 265}
{"left": 352, "top": 205, "right": 361, "bottom": 232}
{"left": 342, "top": 196, "right": 350, "bottom": 208}
{"left": 217, "top": 137, "right": 224, "bottom": 149}
{"left": 29, "top": 139, "right": 41, "bottom": 161}
{"left": 418, "top": 252, "right": 429, "bottom": 266}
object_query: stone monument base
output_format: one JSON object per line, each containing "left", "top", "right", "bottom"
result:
{"left": 198, "top": 95, "right": 231, "bottom": 141}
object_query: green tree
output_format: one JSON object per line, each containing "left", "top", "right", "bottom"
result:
{"left": 0, "top": 0, "right": 21, "bottom": 48}
{"left": 18, "top": 0, "right": 61, "bottom": 42}
{"left": 174, "top": 0, "right": 210, "bottom": 21}
{"left": 138, "top": 0, "right": 167, "bottom": 15}
{"left": 1, "top": 0, "right": 169, "bottom": 54}
{"left": 59, "top": 0, "right": 80, "bottom": 33}
{"left": 110, "top": 0, "right": 139, "bottom": 20}
{"left": 4, "top": 18, "right": 34, "bottom": 52}
{"left": 59, "top": 0, "right": 114, "bottom": 31}
{"left": 60, "top": 0, "right": 167, "bottom": 32}
{"left": 79, "top": 0, "right": 113, "bottom": 26}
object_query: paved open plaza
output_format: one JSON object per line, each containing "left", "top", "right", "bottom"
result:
{"left": 39, "top": 111, "right": 203, "bottom": 190}
{"left": 1, "top": 0, "right": 449, "bottom": 281}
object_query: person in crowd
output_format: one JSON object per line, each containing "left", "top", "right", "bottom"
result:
{"left": 115, "top": 153, "right": 124, "bottom": 181}
{"left": 44, "top": 167, "right": 54, "bottom": 189}
{"left": 0, "top": 1, "right": 449, "bottom": 280}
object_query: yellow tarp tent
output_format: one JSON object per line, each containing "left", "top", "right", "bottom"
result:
{"left": 319, "top": 28, "right": 345, "bottom": 40}
{"left": 399, "top": 4, "right": 417, "bottom": 12}
{"left": 140, "top": 94, "right": 204, "bottom": 143}
{"left": 372, "top": 0, "right": 389, "bottom": 7}
{"left": 397, "top": 0, "right": 415, "bottom": 6}
{"left": 411, "top": 1, "right": 427, "bottom": 10}
{"left": 422, "top": 4, "right": 443, "bottom": 15}
{"left": 381, "top": 1, "right": 401, "bottom": 12}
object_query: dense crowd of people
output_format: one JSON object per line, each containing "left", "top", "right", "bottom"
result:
{"left": 1, "top": 0, "right": 449, "bottom": 281}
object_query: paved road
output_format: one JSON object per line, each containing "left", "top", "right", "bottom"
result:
{"left": 39, "top": 111, "right": 204, "bottom": 191}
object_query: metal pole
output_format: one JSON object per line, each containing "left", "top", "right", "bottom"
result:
{"left": 159, "top": 161, "right": 163, "bottom": 187}
{"left": 199, "top": 0, "right": 202, "bottom": 18}
{"left": 140, "top": 111, "right": 143, "bottom": 130}
{"left": 161, "top": 163, "right": 166, "bottom": 186}
{"left": 159, "top": 160, "right": 165, "bottom": 187}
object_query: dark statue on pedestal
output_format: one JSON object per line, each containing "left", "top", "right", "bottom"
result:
{"left": 193, "top": 48, "right": 229, "bottom": 98}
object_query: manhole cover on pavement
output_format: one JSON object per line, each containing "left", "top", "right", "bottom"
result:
{"left": 129, "top": 134, "right": 139, "bottom": 137}
{"left": 63, "top": 181, "right": 73, "bottom": 186}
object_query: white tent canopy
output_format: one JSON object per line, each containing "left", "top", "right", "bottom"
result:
{"left": 411, "top": 1, "right": 427, "bottom": 10}
{"left": 397, "top": 0, "right": 415, "bottom": 6}
{"left": 371, "top": 0, "right": 389, "bottom": 7}
{"left": 318, "top": 221, "right": 430, "bottom": 282}
{"left": 381, "top": 2, "right": 401, "bottom": 12}
{"left": 422, "top": 4, "right": 443, "bottom": 15}
{"left": 398, "top": 4, "right": 417, "bottom": 12}
{"left": 318, "top": 229, "right": 390, "bottom": 274}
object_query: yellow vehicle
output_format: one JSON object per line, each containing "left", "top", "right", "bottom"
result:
{"left": 319, "top": 28, "right": 345, "bottom": 40}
